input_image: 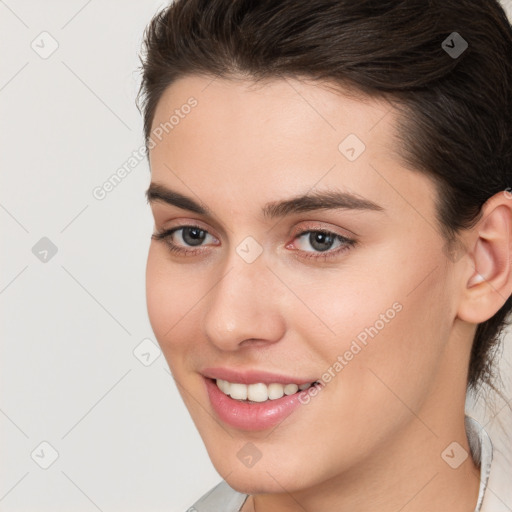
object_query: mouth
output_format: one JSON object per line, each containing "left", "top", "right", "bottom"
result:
{"left": 214, "top": 378, "right": 320, "bottom": 403}
{"left": 201, "top": 370, "right": 323, "bottom": 431}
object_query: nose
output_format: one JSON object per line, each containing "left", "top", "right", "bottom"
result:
{"left": 202, "top": 247, "right": 286, "bottom": 351}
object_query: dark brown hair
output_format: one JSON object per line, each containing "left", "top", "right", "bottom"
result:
{"left": 137, "top": 0, "right": 512, "bottom": 393}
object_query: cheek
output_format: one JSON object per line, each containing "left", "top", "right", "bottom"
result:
{"left": 314, "top": 255, "right": 451, "bottom": 422}
{"left": 145, "top": 245, "right": 200, "bottom": 358}
{"left": 145, "top": 245, "right": 170, "bottom": 339}
{"left": 293, "top": 240, "right": 450, "bottom": 388}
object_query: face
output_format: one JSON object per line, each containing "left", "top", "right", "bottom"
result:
{"left": 145, "top": 75, "right": 462, "bottom": 494}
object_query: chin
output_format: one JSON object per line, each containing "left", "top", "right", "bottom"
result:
{"left": 221, "top": 468, "right": 298, "bottom": 495}
{"left": 207, "top": 448, "right": 320, "bottom": 495}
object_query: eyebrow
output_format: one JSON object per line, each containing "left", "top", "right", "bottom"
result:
{"left": 145, "top": 182, "right": 384, "bottom": 220}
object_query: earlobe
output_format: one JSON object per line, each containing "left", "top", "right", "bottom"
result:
{"left": 458, "top": 196, "right": 512, "bottom": 324}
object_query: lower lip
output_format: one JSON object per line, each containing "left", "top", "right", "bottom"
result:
{"left": 204, "top": 378, "right": 313, "bottom": 431}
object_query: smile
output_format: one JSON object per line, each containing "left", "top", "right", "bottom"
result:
{"left": 201, "top": 368, "right": 322, "bottom": 430}
{"left": 215, "top": 379, "right": 316, "bottom": 402}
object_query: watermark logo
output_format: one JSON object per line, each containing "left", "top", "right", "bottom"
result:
{"left": 442, "top": 32, "right": 468, "bottom": 59}
{"left": 133, "top": 338, "right": 161, "bottom": 367}
{"left": 338, "top": 134, "right": 366, "bottom": 162}
{"left": 236, "top": 236, "right": 263, "bottom": 264}
{"left": 32, "top": 237, "right": 58, "bottom": 263}
{"left": 31, "top": 31, "right": 59, "bottom": 59}
{"left": 31, "top": 441, "right": 59, "bottom": 469}
{"left": 237, "top": 442, "right": 262, "bottom": 468}
{"left": 441, "top": 441, "right": 468, "bottom": 469}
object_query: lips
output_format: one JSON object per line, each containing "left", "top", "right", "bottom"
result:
{"left": 201, "top": 367, "right": 317, "bottom": 386}
{"left": 201, "top": 367, "right": 321, "bottom": 430}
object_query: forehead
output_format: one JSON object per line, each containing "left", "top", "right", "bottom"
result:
{"left": 148, "top": 74, "right": 436, "bottom": 223}
{"left": 150, "top": 74, "right": 396, "bottom": 153}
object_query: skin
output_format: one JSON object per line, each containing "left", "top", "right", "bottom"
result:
{"left": 145, "top": 74, "right": 512, "bottom": 511}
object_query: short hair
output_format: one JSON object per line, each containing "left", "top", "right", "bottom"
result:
{"left": 137, "top": 0, "right": 512, "bottom": 393}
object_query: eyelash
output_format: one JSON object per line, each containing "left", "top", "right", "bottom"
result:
{"left": 151, "top": 224, "right": 357, "bottom": 262}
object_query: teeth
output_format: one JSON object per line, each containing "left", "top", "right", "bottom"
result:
{"left": 217, "top": 379, "right": 230, "bottom": 394}
{"left": 284, "top": 383, "right": 299, "bottom": 395}
{"left": 229, "top": 382, "right": 248, "bottom": 400}
{"left": 248, "top": 383, "right": 268, "bottom": 402}
{"left": 268, "top": 383, "right": 284, "bottom": 400}
{"left": 215, "top": 379, "right": 314, "bottom": 402}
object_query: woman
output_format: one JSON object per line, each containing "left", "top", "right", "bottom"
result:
{"left": 137, "top": 0, "right": 512, "bottom": 510}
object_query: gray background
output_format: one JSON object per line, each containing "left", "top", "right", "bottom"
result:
{"left": 1, "top": 1, "right": 511, "bottom": 511}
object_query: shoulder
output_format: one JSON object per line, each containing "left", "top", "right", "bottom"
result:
{"left": 186, "top": 480, "right": 249, "bottom": 512}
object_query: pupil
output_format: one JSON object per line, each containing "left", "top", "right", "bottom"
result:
{"left": 184, "top": 227, "right": 206, "bottom": 246}
{"left": 310, "top": 232, "right": 334, "bottom": 252}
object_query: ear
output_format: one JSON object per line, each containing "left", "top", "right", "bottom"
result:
{"left": 457, "top": 191, "right": 512, "bottom": 324}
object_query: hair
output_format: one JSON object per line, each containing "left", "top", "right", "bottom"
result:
{"left": 136, "top": 0, "right": 512, "bottom": 394}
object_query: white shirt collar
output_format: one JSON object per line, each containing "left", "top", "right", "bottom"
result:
{"left": 465, "top": 415, "right": 494, "bottom": 512}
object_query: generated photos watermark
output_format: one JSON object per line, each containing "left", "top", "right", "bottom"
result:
{"left": 298, "top": 301, "right": 403, "bottom": 404}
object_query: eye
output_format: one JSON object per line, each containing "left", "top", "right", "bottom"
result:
{"left": 152, "top": 225, "right": 356, "bottom": 261}
{"left": 290, "top": 229, "right": 356, "bottom": 261}
{"left": 151, "top": 225, "right": 219, "bottom": 255}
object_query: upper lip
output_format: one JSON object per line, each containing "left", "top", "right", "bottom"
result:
{"left": 201, "top": 367, "right": 317, "bottom": 386}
